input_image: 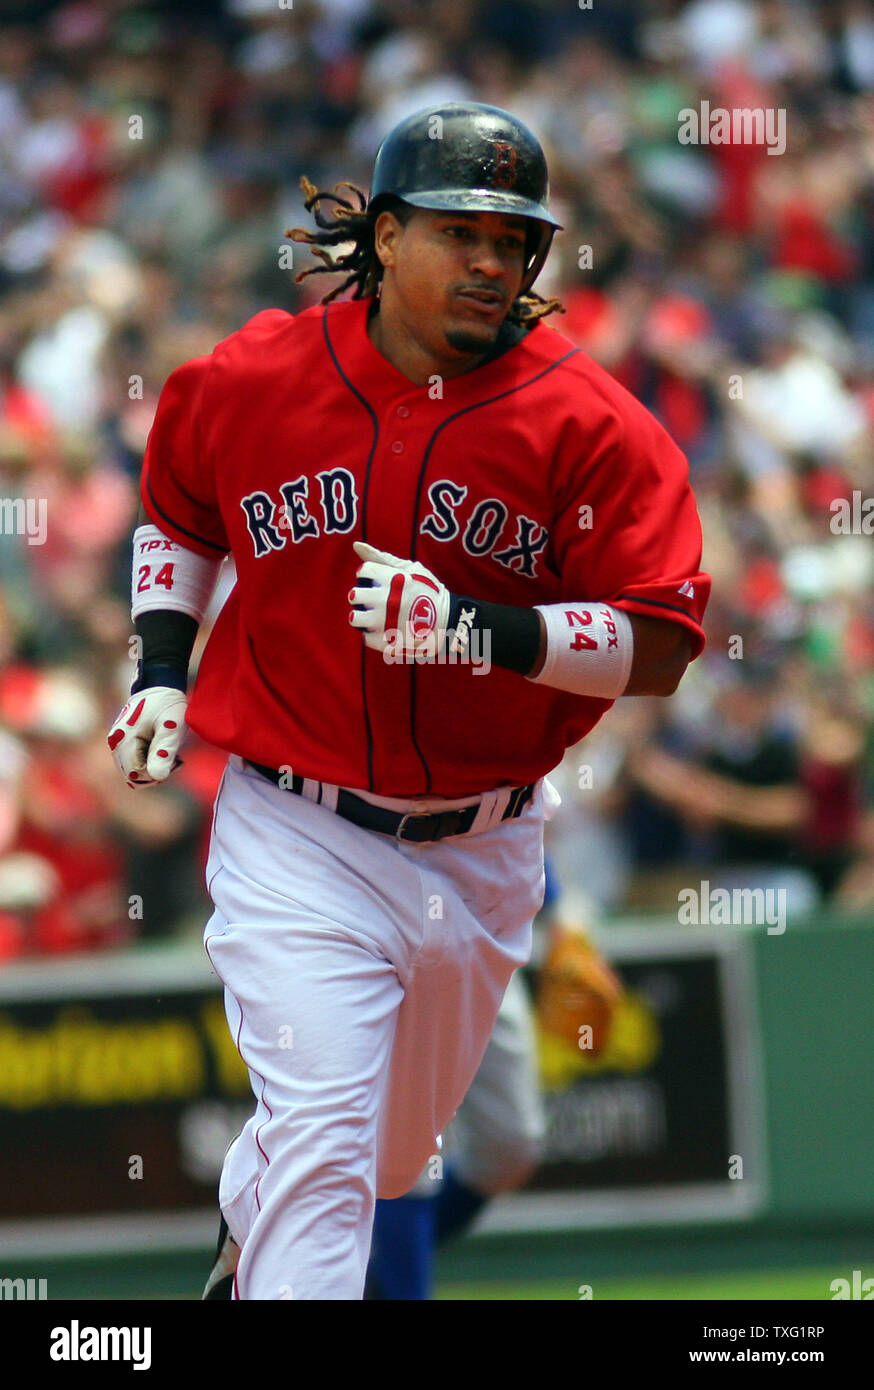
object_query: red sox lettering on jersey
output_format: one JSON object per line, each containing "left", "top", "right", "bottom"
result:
{"left": 240, "top": 473, "right": 548, "bottom": 579}
{"left": 140, "top": 297, "right": 710, "bottom": 797}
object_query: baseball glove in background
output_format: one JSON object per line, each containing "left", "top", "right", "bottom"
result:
{"left": 536, "top": 924, "right": 624, "bottom": 1057}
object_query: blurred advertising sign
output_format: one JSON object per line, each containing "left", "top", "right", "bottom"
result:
{"left": 493, "top": 925, "right": 766, "bottom": 1231}
{"left": 0, "top": 948, "right": 251, "bottom": 1220}
{"left": 0, "top": 927, "right": 764, "bottom": 1236}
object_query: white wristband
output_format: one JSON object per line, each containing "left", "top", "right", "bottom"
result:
{"left": 527, "top": 602, "right": 634, "bottom": 699}
{"left": 131, "top": 524, "right": 222, "bottom": 622}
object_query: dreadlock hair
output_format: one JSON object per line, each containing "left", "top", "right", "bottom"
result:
{"left": 285, "top": 176, "right": 564, "bottom": 327}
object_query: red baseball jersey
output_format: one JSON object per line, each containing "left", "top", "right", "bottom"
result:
{"left": 140, "top": 297, "right": 710, "bottom": 797}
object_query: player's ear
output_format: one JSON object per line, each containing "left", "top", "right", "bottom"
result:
{"left": 372, "top": 209, "right": 404, "bottom": 271}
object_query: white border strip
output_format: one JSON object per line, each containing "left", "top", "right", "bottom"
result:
{"left": 0, "top": 1210, "right": 219, "bottom": 1259}
{"left": 476, "top": 1182, "right": 762, "bottom": 1234}
{"left": 0, "top": 946, "right": 217, "bottom": 1002}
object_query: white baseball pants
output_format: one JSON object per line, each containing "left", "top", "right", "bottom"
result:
{"left": 202, "top": 755, "right": 555, "bottom": 1300}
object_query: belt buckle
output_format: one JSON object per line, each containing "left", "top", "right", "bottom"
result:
{"left": 396, "top": 810, "right": 437, "bottom": 842}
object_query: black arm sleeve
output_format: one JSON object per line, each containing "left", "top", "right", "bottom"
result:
{"left": 131, "top": 610, "right": 199, "bottom": 693}
{"left": 447, "top": 594, "right": 541, "bottom": 676}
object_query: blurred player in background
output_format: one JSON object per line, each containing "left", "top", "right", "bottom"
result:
{"left": 366, "top": 859, "right": 623, "bottom": 1300}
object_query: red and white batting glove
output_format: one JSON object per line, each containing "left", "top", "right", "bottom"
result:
{"left": 106, "top": 687, "right": 188, "bottom": 788}
{"left": 349, "top": 541, "right": 451, "bottom": 659}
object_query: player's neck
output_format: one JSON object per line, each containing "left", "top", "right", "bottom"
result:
{"left": 366, "top": 297, "right": 501, "bottom": 385}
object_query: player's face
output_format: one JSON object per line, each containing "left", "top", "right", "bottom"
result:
{"left": 375, "top": 208, "right": 529, "bottom": 364}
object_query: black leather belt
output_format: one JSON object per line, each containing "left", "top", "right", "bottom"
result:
{"left": 246, "top": 761, "right": 535, "bottom": 843}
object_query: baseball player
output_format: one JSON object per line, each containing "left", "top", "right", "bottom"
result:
{"left": 108, "top": 103, "right": 710, "bottom": 1301}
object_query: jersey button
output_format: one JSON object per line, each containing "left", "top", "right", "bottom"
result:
{"left": 396, "top": 405, "right": 411, "bottom": 419}
{"left": 391, "top": 440, "right": 404, "bottom": 454}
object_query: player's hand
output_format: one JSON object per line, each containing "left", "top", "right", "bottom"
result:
{"left": 106, "top": 687, "right": 188, "bottom": 788}
{"left": 349, "top": 541, "right": 451, "bottom": 659}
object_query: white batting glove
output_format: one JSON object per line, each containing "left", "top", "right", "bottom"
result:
{"left": 107, "top": 687, "right": 188, "bottom": 788}
{"left": 349, "top": 541, "right": 452, "bottom": 659}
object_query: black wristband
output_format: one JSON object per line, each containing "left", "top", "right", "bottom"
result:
{"left": 131, "top": 610, "right": 198, "bottom": 692}
{"left": 447, "top": 594, "right": 541, "bottom": 676}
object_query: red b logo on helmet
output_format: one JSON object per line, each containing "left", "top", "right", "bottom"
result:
{"left": 489, "top": 141, "right": 518, "bottom": 189}
{"left": 409, "top": 595, "right": 437, "bottom": 640}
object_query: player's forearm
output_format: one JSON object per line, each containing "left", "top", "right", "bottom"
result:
{"left": 132, "top": 609, "right": 199, "bottom": 692}
{"left": 702, "top": 780, "right": 807, "bottom": 831}
{"left": 130, "top": 520, "right": 221, "bottom": 689}
{"left": 108, "top": 522, "right": 220, "bottom": 787}
{"left": 350, "top": 545, "right": 698, "bottom": 701}
{"left": 451, "top": 595, "right": 692, "bottom": 697}
{"left": 607, "top": 612, "right": 692, "bottom": 696}
{"left": 633, "top": 749, "right": 806, "bottom": 829}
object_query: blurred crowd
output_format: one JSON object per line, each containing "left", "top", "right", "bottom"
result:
{"left": 1, "top": 0, "right": 873, "bottom": 957}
